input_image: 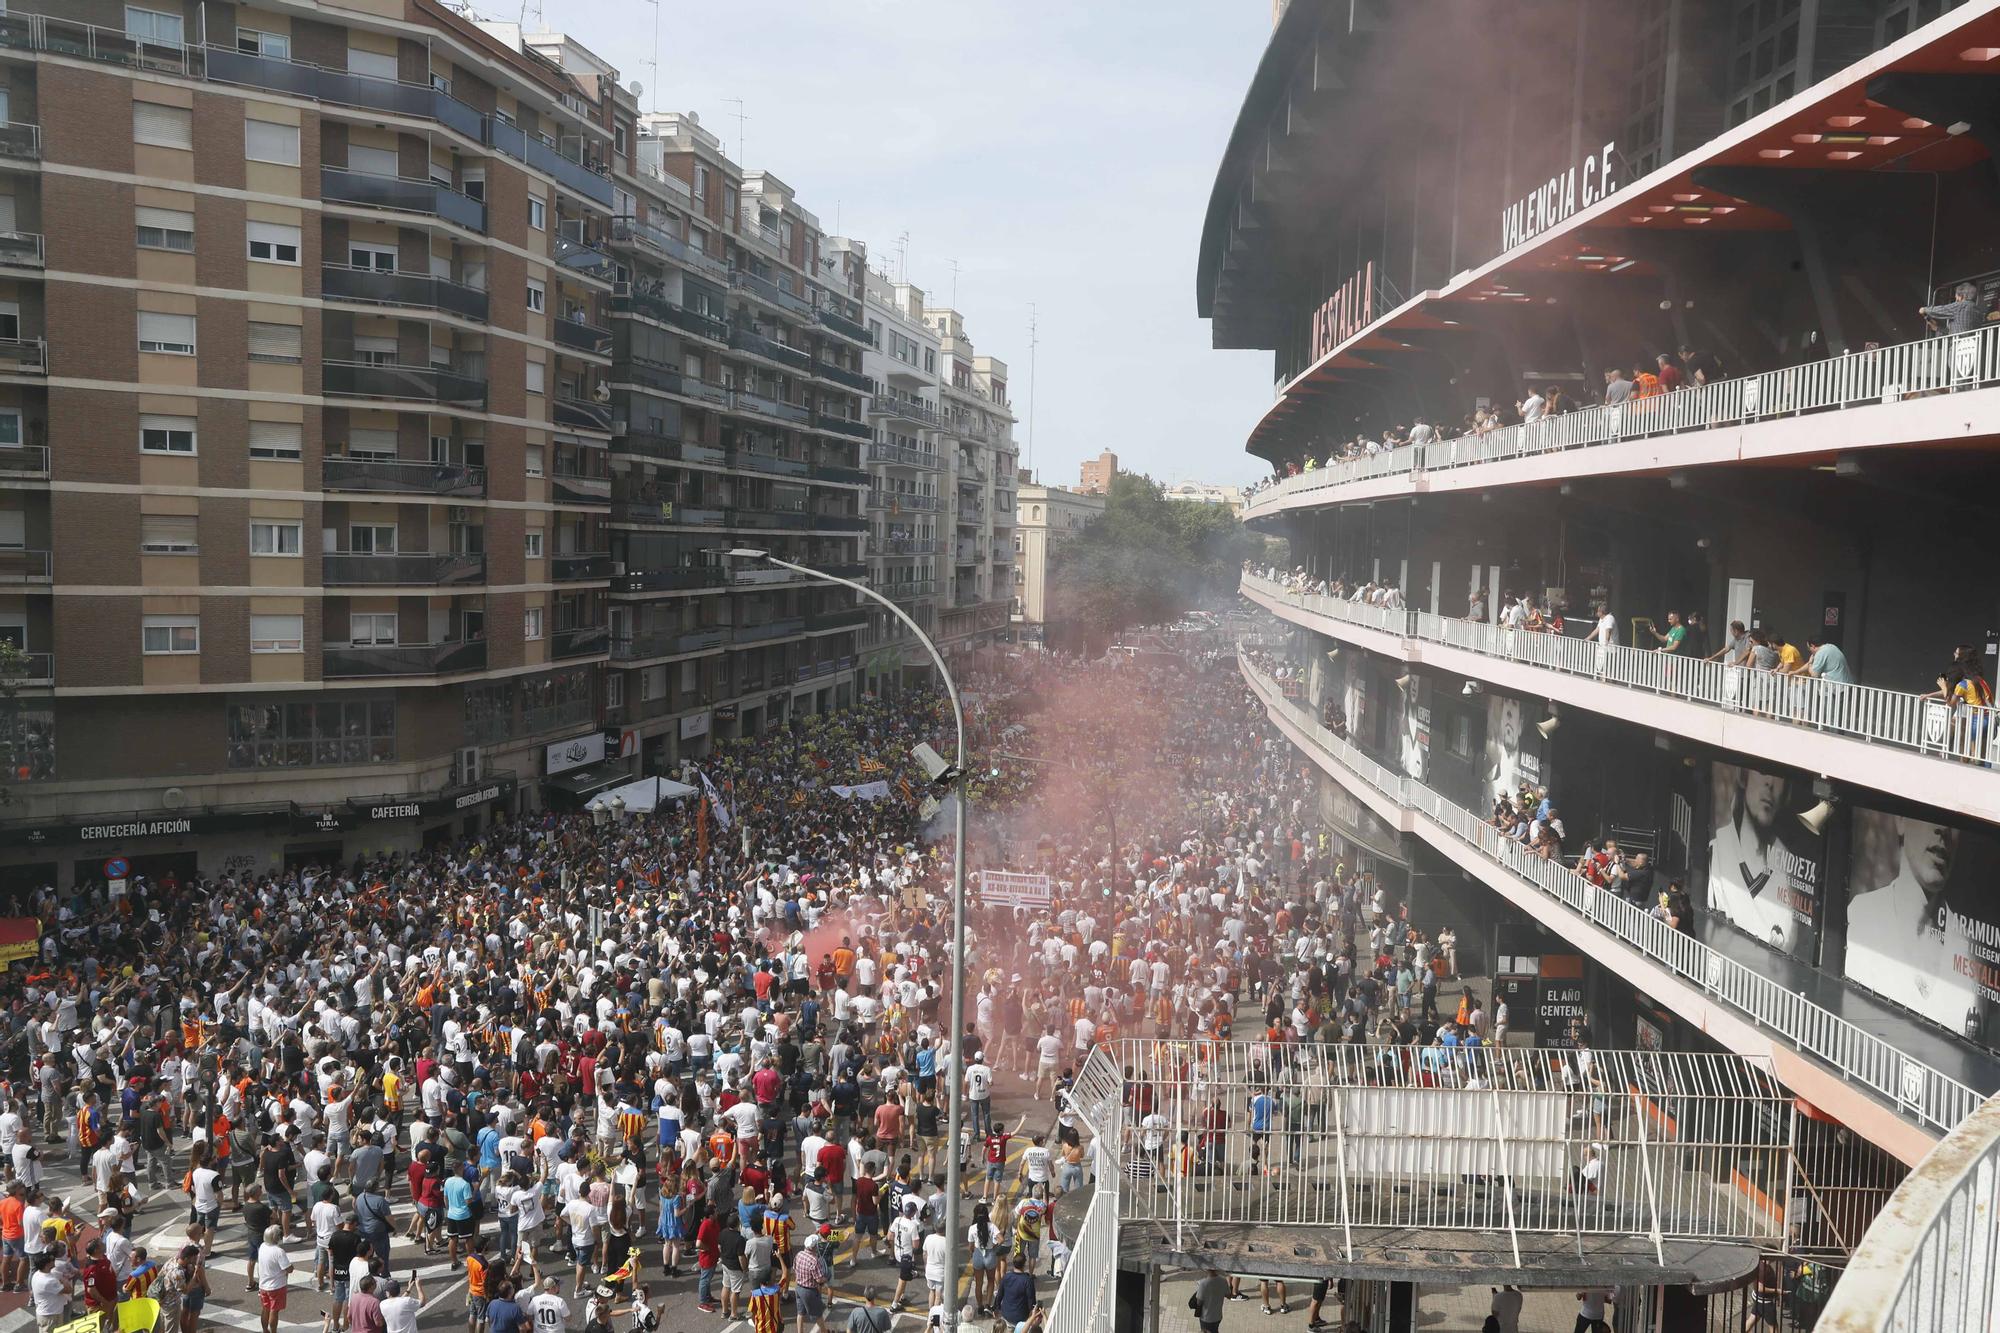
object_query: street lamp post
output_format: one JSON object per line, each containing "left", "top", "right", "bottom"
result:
{"left": 718, "top": 548, "right": 973, "bottom": 1329}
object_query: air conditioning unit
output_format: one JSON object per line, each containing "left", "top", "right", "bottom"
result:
{"left": 448, "top": 506, "right": 473, "bottom": 523}
{"left": 455, "top": 748, "right": 481, "bottom": 785}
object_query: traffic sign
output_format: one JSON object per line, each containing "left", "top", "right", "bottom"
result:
{"left": 103, "top": 858, "right": 129, "bottom": 879}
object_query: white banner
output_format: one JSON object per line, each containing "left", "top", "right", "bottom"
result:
{"left": 980, "top": 870, "right": 1053, "bottom": 908}
{"left": 830, "top": 780, "right": 891, "bottom": 801}
{"left": 698, "top": 769, "right": 732, "bottom": 829}
{"left": 546, "top": 731, "right": 605, "bottom": 776}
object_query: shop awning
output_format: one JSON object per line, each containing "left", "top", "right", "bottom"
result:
{"left": 543, "top": 760, "right": 630, "bottom": 799}
{"left": 586, "top": 775, "right": 696, "bottom": 813}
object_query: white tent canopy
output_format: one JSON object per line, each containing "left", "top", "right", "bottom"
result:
{"left": 586, "top": 775, "right": 697, "bottom": 814}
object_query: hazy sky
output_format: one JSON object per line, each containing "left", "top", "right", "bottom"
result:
{"left": 537, "top": 0, "right": 1276, "bottom": 489}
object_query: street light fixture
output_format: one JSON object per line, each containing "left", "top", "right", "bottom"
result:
{"left": 715, "top": 546, "right": 975, "bottom": 1328}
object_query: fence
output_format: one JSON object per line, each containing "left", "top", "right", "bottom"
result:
{"left": 1817, "top": 1090, "right": 2000, "bottom": 1333}
{"left": 1245, "top": 321, "right": 2000, "bottom": 514}
{"left": 1234, "top": 648, "right": 1985, "bottom": 1141}
{"left": 1242, "top": 571, "right": 2000, "bottom": 770}
{"left": 1048, "top": 1047, "right": 1124, "bottom": 1333}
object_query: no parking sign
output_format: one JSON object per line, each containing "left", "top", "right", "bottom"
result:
{"left": 103, "top": 858, "right": 130, "bottom": 879}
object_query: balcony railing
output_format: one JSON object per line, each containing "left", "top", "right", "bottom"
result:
{"left": 322, "top": 456, "right": 487, "bottom": 497}
{"left": 321, "top": 166, "right": 486, "bottom": 233}
{"left": 728, "top": 327, "right": 812, "bottom": 373}
{"left": 0, "top": 123, "right": 39, "bottom": 162}
{"left": 807, "top": 607, "right": 867, "bottom": 632}
{"left": 0, "top": 13, "right": 193, "bottom": 75}
{"left": 203, "top": 44, "right": 485, "bottom": 137}
{"left": 868, "top": 393, "right": 941, "bottom": 425}
{"left": 552, "top": 396, "right": 613, "bottom": 432}
{"left": 0, "top": 339, "right": 47, "bottom": 374}
{"left": 324, "top": 639, "right": 486, "bottom": 678}
{"left": 614, "top": 567, "right": 729, "bottom": 594}
{"left": 325, "top": 360, "right": 487, "bottom": 408}
{"left": 0, "top": 548, "right": 50, "bottom": 581}
{"left": 612, "top": 500, "right": 726, "bottom": 526}
{"left": 814, "top": 306, "right": 872, "bottom": 343}
{"left": 868, "top": 442, "right": 942, "bottom": 470}
{"left": 868, "top": 491, "right": 941, "bottom": 511}
{"left": 731, "top": 617, "right": 806, "bottom": 644}
{"left": 726, "top": 507, "right": 867, "bottom": 533}
{"left": 522, "top": 699, "right": 595, "bottom": 735}
{"left": 732, "top": 389, "right": 810, "bottom": 424}
{"left": 811, "top": 414, "right": 867, "bottom": 441}
{"left": 814, "top": 362, "right": 872, "bottom": 394}
{"left": 0, "top": 232, "right": 43, "bottom": 268}
{"left": 322, "top": 264, "right": 489, "bottom": 321}
{"left": 877, "top": 537, "right": 940, "bottom": 555}
{"left": 549, "top": 470, "right": 611, "bottom": 504}
{"left": 1247, "top": 320, "right": 2000, "bottom": 515}
{"left": 1242, "top": 570, "right": 2000, "bottom": 776}
{"left": 1235, "top": 649, "right": 1985, "bottom": 1142}
{"left": 0, "top": 650, "right": 51, "bottom": 686}
{"left": 551, "top": 551, "right": 613, "bottom": 581}
{"left": 811, "top": 463, "right": 869, "bottom": 486}
{"left": 0, "top": 445, "right": 49, "bottom": 480}
{"left": 729, "top": 267, "right": 814, "bottom": 316}
{"left": 610, "top": 215, "right": 732, "bottom": 277}
{"left": 612, "top": 628, "right": 727, "bottom": 660}
{"left": 321, "top": 551, "right": 485, "bottom": 585}
{"left": 613, "top": 284, "right": 731, "bottom": 341}
{"left": 555, "top": 237, "right": 613, "bottom": 280}
{"left": 551, "top": 623, "right": 610, "bottom": 658}
{"left": 552, "top": 316, "right": 612, "bottom": 356}
{"left": 887, "top": 580, "right": 937, "bottom": 600}
{"left": 729, "top": 450, "right": 811, "bottom": 480}
{"left": 481, "top": 117, "right": 614, "bottom": 208}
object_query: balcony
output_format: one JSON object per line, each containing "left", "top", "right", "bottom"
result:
{"left": 814, "top": 306, "right": 872, "bottom": 344}
{"left": 807, "top": 607, "right": 867, "bottom": 632}
{"left": 322, "top": 456, "right": 487, "bottom": 498}
{"left": 551, "top": 623, "right": 610, "bottom": 658}
{"left": 0, "top": 445, "right": 49, "bottom": 482}
{"left": 522, "top": 699, "right": 594, "bottom": 735}
{"left": 0, "top": 124, "right": 38, "bottom": 163}
{"left": 815, "top": 414, "right": 870, "bottom": 441}
{"left": 0, "top": 232, "right": 43, "bottom": 269}
{"left": 731, "top": 389, "right": 810, "bottom": 425}
{"left": 610, "top": 215, "right": 731, "bottom": 278}
{"left": 612, "top": 500, "right": 726, "bottom": 526}
{"left": 877, "top": 537, "right": 940, "bottom": 555}
{"left": 322, "top": 264, "right": 488, "bottom": 322}
{"left": 613, "top": 283, "right": 731, "bottom": 341}
{"left": 612, "top": 567, "right": 724, "bottom": 594}
{"left": 869, "top": 491, "right": 941, "bottom": 512}
{"left": 814, "top": 362, "right": 872, "bottom": 394}
{"left": 729, "top": 450, "right": 811, "bottom": 480}
{"left": 0, "top": 650, "right": 50, "bottom": 686}
{"left": 955, "top": 541, "right": 986, "bottom": 563}
{"left": 555, "top": 237, "right": 613, "bottom": 281}
{"left": 868, "top": 394, "right": 941, "bottom": 425}
{"left": 320, "top": 167, "right": 486, "bottom": 233}
{"left": 481, "top": 117, "right": 614, "bottom": 208}
{"left": 0, "top": 548, "right": 49, "bottom": 582}
{"left": 0, "top": 339, "right": 46, "bottom": 375}
{"left": 611, "top": 429, "right": 684, "bottom": 464}
{"left": 549, "top": 469, "right": 611, "bottom": 504}
{"left": 324, "top": 639, "right": 486, "bottom": 678}
{"left": 612, "top": 628, "right": 727, "bottom": 660}
{"left": 728, "top": 327, "right": 812, "bottom": 373}
{"left": 886, "top": 580, "right": 937, "bottom": 601}
{"left": 325, "top": 360, "right": 487, "bottom": 408}
{"left": 552, "top": 396, "right": 613, "bottom": 433}
{"left": 202, "top": 43, "right": 485, "bottom": 134}
{"left": 321, "top": 551, "right": 485, "bottom": 585}
{"left": 867, "top": 442, "right": 942, "bottom": 470}
{"left": 551, "top": 551, "right": 613, "bottom": 581}
{"left": 729, "top": 268, "right": 814, "bottom": 316}
{"left": 732, "top": 617, "right": 806, "bottom": 644}
{"left": 552, "top": 316, "right": 612, "bottom": 356}
{"left": 811, "top": 463, "right": 869, "bottom": 486}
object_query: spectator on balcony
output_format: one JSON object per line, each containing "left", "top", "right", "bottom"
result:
{"left": 1805, "top": 634, "right": 1854, "bottom": 685}
{"left": 1601, "top": 366, "right": 1636, "bottom": 405}
{"left": 1544, "top": 385, "right": 1575, "bottom": 417}
{"left": 1655, "top": 353, "right": 1685, "bottom": 392}
{"left": 1586, "top": 603, "right": 1617, "bottom": 672}
{"left": 1680, "top": 345, "right": 1723, "bottom": 385}
{"left": 1683, "top": 611, "right": 1711, "bottom": 660}
{"left": 1518, "top": 386, "right": 1547, "bottom": 424}
{"left": 1708, "top": 620, "right": 1750, "bottom": 666}
{"left": 1621, "top": 852, "right": 1656, "bottom": 908}
{"left": 1631, "top": 360, "right": 1664, "bottom": 397}
{"left": 1408, "top": 418, "right": 1436, "bottom": 446}
{"left": 1648, "top": 611, "right": 1686, "bottom": 653}
{"left": 1919, "top": 281, "right": 1985, "bottom": 336}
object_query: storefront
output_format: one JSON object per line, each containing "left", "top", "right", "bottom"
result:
{"left": 539, "top": 730, "right": 630, "bottom": 809}
{"left": 287, "top": 777, "right": 519, "bottom": 862}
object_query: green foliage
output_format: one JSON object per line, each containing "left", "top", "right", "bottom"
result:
{"left": 1047, "top": 471, "right": 1260, "bottom": 646}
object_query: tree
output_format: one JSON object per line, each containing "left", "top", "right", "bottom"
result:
{"left": 1046, "top": 471, "right": 1260, "bottom": 651}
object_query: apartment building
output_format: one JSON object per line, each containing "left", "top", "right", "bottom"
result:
{"left": 591, "top": 105, "right": 868, "bottom": 775}
{"left": 0, "top": 0, "right": 634, "bottom": 887}
{"left": 1009, "top": 477, "right": 1104, "bottom": 646}
{"left": 922, "top": 306, "right": 1015, "bottom": 656}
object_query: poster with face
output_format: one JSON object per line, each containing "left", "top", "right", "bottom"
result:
{"left": 1704, "top": 761, "right": 1821, "bottom": 960}
{"left": 1483, "top": 693, "right": 1542, "bottom": 804}
{"left": 1400, "top": 686, "right": 1430, "bottom": 782}
{"left": 1844, "top": 805, "right": 1996, "bottom": 1039}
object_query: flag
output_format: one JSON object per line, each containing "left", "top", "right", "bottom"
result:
{"left": 698, "top": 770, "right": 733, "bottom": 830}
{"left": 812, "top": 754, "right": 831, "bottom": 772}
{"left": 858, "top": 756, "right": 887, "bottom": 775}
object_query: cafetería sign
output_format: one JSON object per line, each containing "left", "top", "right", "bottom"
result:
{"left": 1309, "top": 260, "right": 1377, "bottom": 362}
{"left": 1500, "top": 141, "right": 1618, "bottom": 254}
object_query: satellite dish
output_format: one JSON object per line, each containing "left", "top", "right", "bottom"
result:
{"left": 629, "top": 80, "right": 643, "bottom": 98}
{"left": 162, "top": 786, "right": 188, "bottom": 809}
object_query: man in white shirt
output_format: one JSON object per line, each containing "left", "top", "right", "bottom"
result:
{"left": 963, "top": 1059, "right": 994, "bottom": 1136}
{"left": 381, "top": 1276, "right": 424, "bottom": 1333}
{"left": 255, "top": 1225, "right": 293, "bottom": 1333}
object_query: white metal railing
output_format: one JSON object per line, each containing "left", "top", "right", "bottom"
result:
{"left": 1818, "top": 1090, "right": 2000, "bottom": 1333}
{"left": 1234, "top": 648, "right": 1986, "bottom": 1140}
{"left": 1048, "top": 1046, "right": 1123, "bottom": 1333}
{"left": 1243, "top": 321, "right": 2000, "bottom": 515}
{"left": 1242, "top": 571, "right": 2000, "bottom": 770}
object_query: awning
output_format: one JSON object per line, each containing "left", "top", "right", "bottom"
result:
{"left": 586, "top": 775, "right": 696, "bottom": 813}
{"left": 543, "top": 760, "right": 630, "bottom": 798}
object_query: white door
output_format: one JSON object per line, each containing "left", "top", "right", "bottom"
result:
{"left": 1727, "top": 578, "right": 1755, "bottom": 631}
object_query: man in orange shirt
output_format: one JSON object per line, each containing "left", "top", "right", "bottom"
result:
{"left": 0, "top": 1180, "right": 26, "bottom": 1292}
{"left": 830, "top": 941, "right": 856, "bottom": 989}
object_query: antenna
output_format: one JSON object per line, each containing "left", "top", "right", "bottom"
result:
{"left": 1027, "top": 302, "right": 1039, "bottom": 475}
{"left": 946, "top": 258, "right": 962, "bottom": 308}
{"left": 894, "top": 231, "right": 910, "bottom": 284}
{"left": 642, "top": 0, "right": 660, "bottom": 114}
{"left": 722, "top": 97, "right": 749, "bottom": 163}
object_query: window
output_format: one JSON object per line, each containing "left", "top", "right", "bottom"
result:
{"left": 525, "top": 362, "right": 545, "bottom": 396}
{"left": 352, "top": 335, "right": 397, "bottom": 366}
{"left": 605, "top": 673, "right": 623, "bottom": 709}
{"left": 347, "top": 47, "right": 397, "bottom": 81}
{"left": 133, "top": 101, "right": 193, "bottom": 150}
{"left": 348, "top": 524, "right": 396, "bottom": 554}
{"left": 0, "top": 410, "right": 18, "bottom": 447}
{"left": 525, "top": 444, "right": 545, "bottom": 477}
{"left": 614, "top": 125, "right": 626, "bottom": 156}
{"left": 525, "top": 278, "right": 545, "bottom": 313}
{"left": 138, "top": 515, "right": 198, "bottom": 553}
{"left": 124, "top": 6, "right": 183, "bottom": 43}
{"left": 227, "top": 697, "right": 395, "bottom": 768}
{"left": 249, "top": 421, "right": 302, "bottom": 460}
{"left": 868, "top": 319, "right": 883, "bottom": 347}
{"left": 247, "top": 322, "right": 302, "bottom": 364}
{"left": 138, "top": 312, "right": 195, "bottom": 355}
{"left": 524, "top": 530, "right": 544, "bottom": 558}
{"left": 135, "top": 206, "right": 194, "bottom": 252}
{"left": 346, "top": 428, "right": 396, "bottom": 460}
{"left": 524, "top": 607, "right": 544, "bottom": 641}
{"left": 349, "top": 613, "right": 397, "bottom": 645}
{"left": 236, "top": 28, "right": 289, "bottom": 58}
{"left": 244, "top": 119, "right": 300, "bottom": 166}
{"left": 347, "top": 144, "right": 398, "bottom": 177}
{"left": 249, "top": 520, "right": 302, "bottom": 556}
{"left": 640, "top": 666, "right": 662, "bottom": 702}
{"left": 139, "top": 413, "right": 196, "bottom": 454}
{"left": 528, "top": 196, "right": 546, "bottom": 231}
{"left": 460, "top": 168, "right": 484, "bottom": 202}
{"left": 349, "top": 244, "right": 396, "bottom": 272}
{"left": 693, "top": 164, "right": 708, "bottom": 201}
{"left": 925, "top": 349, "right": 936, "bottom": 374}
{"left": 246, "top": 220, "right": 301, "bottom": 264}
{"left": 142, "top": 616, "right": 199, "bottom": 655}
{"left": 249, "top": 614, "right": 304, "bottom": 653}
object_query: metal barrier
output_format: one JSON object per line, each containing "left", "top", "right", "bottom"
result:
{"left": 1234, "top": 648, "right": 1985, "bottom": 1141}
{"left": 1242, "top": 571, "right": 2000, "bottom": 771}
{"left": 1243, "top": 322, "right": 2000, "bottom": 516}
{"left": 1046, "top": 1132, "right": 1122, "bottom": 1333}
{"left": 1818, "top": 1090, "right": 2000, "bottom": 1333}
